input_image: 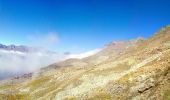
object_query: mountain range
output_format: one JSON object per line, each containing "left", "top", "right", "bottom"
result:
{"left": 0, "top": 25, "right": 170, "bottom": 100}
{"left": 0, "top": 44, "right": 40, "bottom": 52}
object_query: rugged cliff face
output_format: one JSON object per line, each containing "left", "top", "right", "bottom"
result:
{"left": 0, "top": 26, "right": 170, "bottom": 100}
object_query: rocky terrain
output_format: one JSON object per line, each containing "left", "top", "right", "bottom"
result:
{"left": 0, "top": 26, "right": 170, "bottom": 100}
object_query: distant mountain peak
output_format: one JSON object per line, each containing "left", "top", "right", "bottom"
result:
{"left": 0, "top": 43, "right": 39, "bottom": 52}
{"left": 156, "top": 25, "right": 170, "bottom": 35}
{"left": 128, "top": 37, "right": 145, "bottom": 44}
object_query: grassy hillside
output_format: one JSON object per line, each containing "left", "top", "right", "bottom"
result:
{"left": 0, "top": 26, "right": 170, "bottom": 100}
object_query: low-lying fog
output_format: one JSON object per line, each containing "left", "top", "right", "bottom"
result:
{"left": 0, "top": 50, "right": 66, "bottom": 79}
{"left": 0, "top": 49, "right": 101, "bottom": 80}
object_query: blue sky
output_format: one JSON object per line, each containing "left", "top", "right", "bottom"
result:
{"left": 0, "top": 0, "right": 170, "bottom": 53}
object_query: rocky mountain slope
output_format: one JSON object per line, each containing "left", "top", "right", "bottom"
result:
{"left": 0, "top": 26, "right": 170, "bottom": 100}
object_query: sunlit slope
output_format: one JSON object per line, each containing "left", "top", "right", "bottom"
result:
{"left": 0, "top": 26, "right": 170, "bottom": 100}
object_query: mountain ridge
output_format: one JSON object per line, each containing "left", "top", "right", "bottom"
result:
{"left": 0, "top": 43, "right": 42, "bottom": 53}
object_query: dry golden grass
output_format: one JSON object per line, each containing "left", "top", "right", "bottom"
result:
{"left": 0, "top": 26, "right": 170, "bottom": 100}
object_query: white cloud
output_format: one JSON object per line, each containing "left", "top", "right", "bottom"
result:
{"left": 0, "top": 31, "right": 102, "bottom": 79}
{"left": 0, "top": 47, "right": 101, "bottom": 79}
{"left": 0, "top": 48, "right": 101, "bottom": 73}
{"left": 67, "top": 48, "right": 101, "bottom": 59}
{"left": 0, "top": 50, "right": 67, "bottom": 79}
{"left": 28, "top": 32, "right": 59, "bottom": 49}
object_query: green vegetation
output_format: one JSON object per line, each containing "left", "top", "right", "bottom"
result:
{"left": 163, "top": 90, "right": 170, "bottom": 100}
{"left": 25, "top": 76, "right": 51, "bottom": 90}
{"left": 0, "top": 93, "right": 30, "bottom": 100}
